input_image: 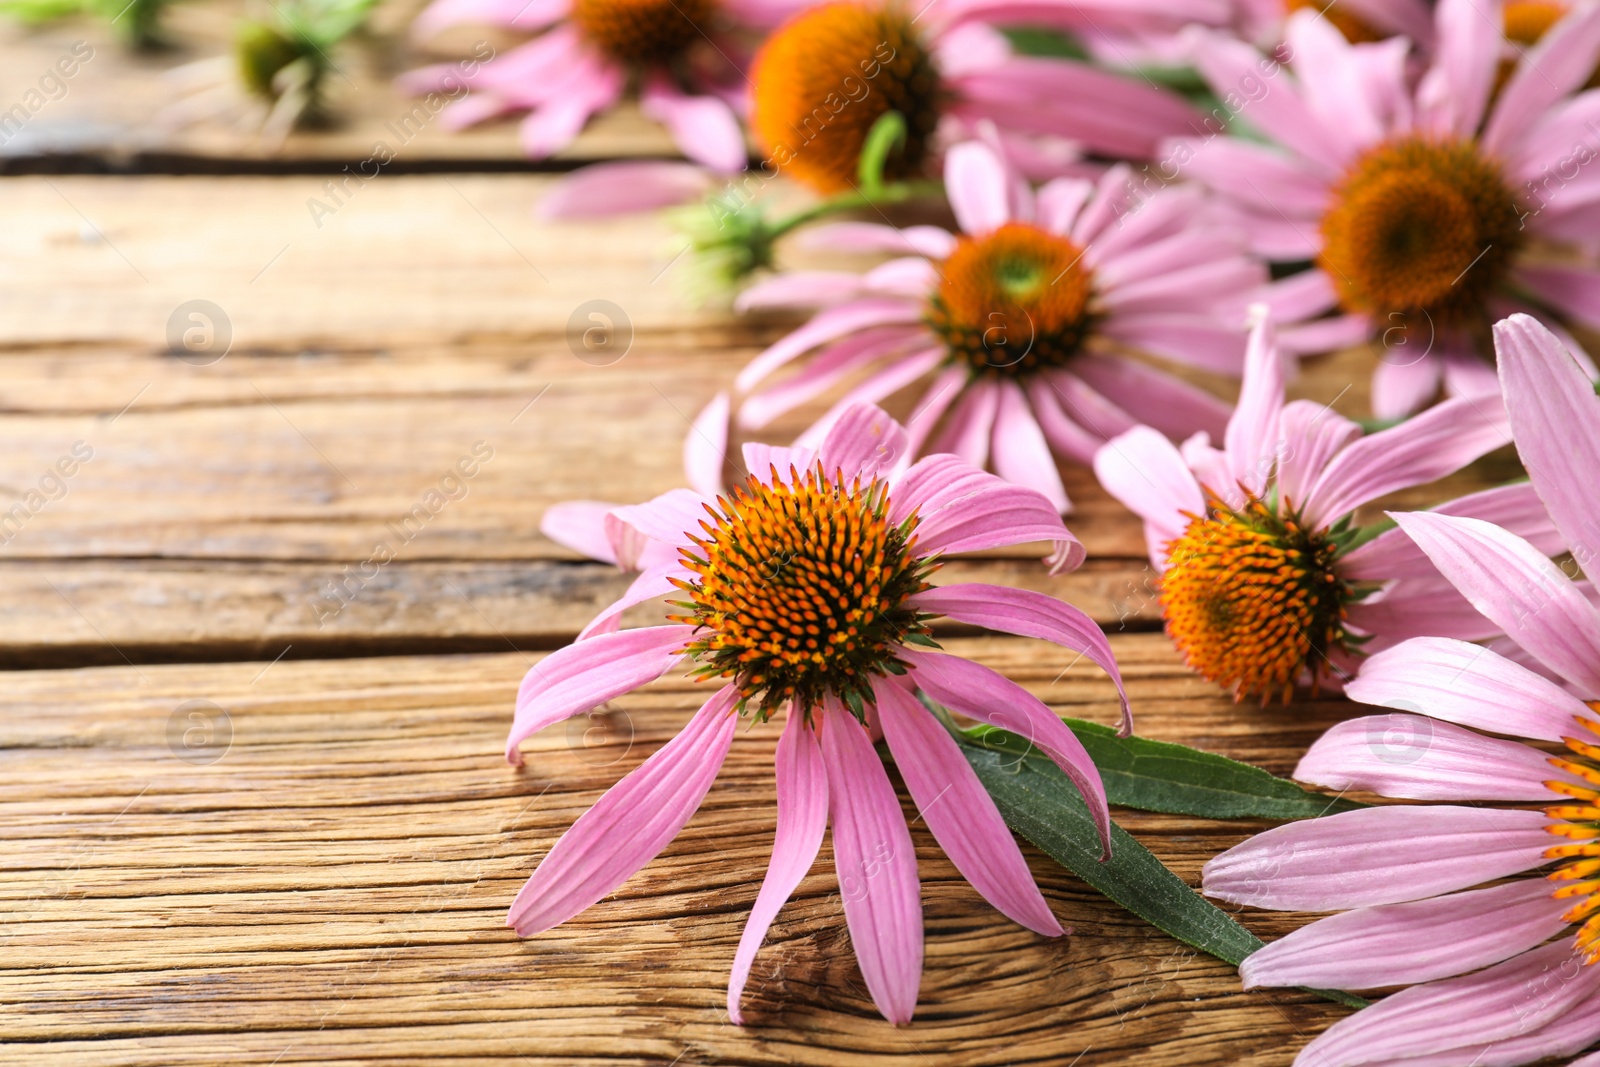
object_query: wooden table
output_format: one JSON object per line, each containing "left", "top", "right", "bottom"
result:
{"left": 0, "top": 14, "right": 1516, "bottom": 1065}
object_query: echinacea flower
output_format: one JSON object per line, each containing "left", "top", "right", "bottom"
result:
{"left": 1093, "top": 312, "right": 1560, "bottom": 704}
{"left": 1172, "top": 0, "right": 1600, "bottom": 419}
{"left": 510, "top": 402, "right": 1130, "bottom": 1023}
{"left": 1200, "top": 314, "right": 1600, "bottom": 1067}
{"left": 731, "top": 138, "right": 1264, "bottom": 513}
{"left": 401, "top": 0, "right": 755, "bottom": 171}
{"left": 744, "top": 0, "right": 1212, "bottom": 192}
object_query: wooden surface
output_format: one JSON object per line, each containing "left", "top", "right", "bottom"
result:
{"left": 0, "top": 14, "right": 1518, "bottom": 1066}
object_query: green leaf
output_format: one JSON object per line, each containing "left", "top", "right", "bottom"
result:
{"left": 963, "top": 718, "right": 1365, "bottom": 820}
{"left": 857, "top": 110, "right": 907, "bottom": 196}
{"left": 956, "top": 734, "right": 1367, "bottom": 1011}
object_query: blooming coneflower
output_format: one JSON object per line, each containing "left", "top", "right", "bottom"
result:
{"left": 510, "top": 402, "right": 1129, "bottom": 1023}
{"left": 745, "top": 0, "right": 1209, "bottom": 192}
{"left": 402, "top": 0, "right": 753, "bottom": 171}
{"left": 731, "top": 138, "right": 1263, "bottom": 513}
{"left": 1093, "top": 313, "right": 1560, "bottom": 704}
{"left": 1173, "top": 1, "right": 1600, "bottom": 419}
{"left": 1201, "top": 314, "right": 1600, "bottom": 1067}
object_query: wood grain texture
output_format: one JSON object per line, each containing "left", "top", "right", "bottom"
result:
{"left": 1, "top": 636, "right": 1355, "bottom": 1066}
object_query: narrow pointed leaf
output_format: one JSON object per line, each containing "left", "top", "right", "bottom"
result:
{"left": 963, "top": 718, "right": 1365, "bottom": 820}
{"left": 956, "top": 732, "right": 1366, "bottom": 1011}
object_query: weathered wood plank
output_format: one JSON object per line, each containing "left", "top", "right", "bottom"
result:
{"left": 0, "top": 635, "right": 1353, "bottom": 1065}
{"left": 0, "top": 557, "right": 1163, "bottom": 667}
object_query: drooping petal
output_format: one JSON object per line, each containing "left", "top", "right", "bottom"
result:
{"left": 1345, "top": 636, "right": 1595, "bottom": 743}
{"left": 727, "top": 708, "right": 828, "bottom": 1024}
{"left": 1201, "top": 805, "right": 1552, "bottom": 911}
{"left": 1295, "top": 714, "right": 1575, "bottom": 801}
{"left": 1341, "top": 482, "right": 1563, "bottom": 583}
{"left": 1370, "top": 352, "right": 1444, "bottom": 421}
{"left": 735, "top": 299, "right": 924, "bottom": 393}
{"left": 991, "top": 381, "right": 1070, "bottom": 513}
{"left": 889, "top": 455, "right": 1084, "bottom": 573}
{"left": 1240, "top": 879, "right": 1569, "bottom": 992}
{"left": 1393, "top": 511, "right": 1600, "bottom": 696}
{"left": 820, "top": 699, "right": 923, "bottom": 1025}
{"left": 1494, "top": 313, "right": 1600, "bottom": 583}
{"left": 506, "top": 685, "right": 738, "bottom": 933}
{"left": 906, "top": 649, "right": 1111, "bottom": 859}
{"left": 872, "top": 679, "right": 1061, "bottom": 936}
{"left": 575, "top": 561, "right": 690, "bottom": 640}
{"left": 1301, "top": 396, "right": 1511, "bottom": 529}
{"left": 910, "top": 583, "right": 1130, "bottom": 735}
{"left": 508, "top": 625, "right": 693, "bottom": 763}
{"left": 1297, "top": 937, "right": 1600, "bottom": 1067}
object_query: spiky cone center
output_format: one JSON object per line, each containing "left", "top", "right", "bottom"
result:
{"left": 571, "top": 0, "right": 716, "bottom": 65}
{"left": 926, "top": 222, "right": 1096, "bottom": 377}
{"left": 1319, "top": 136, "right": 1525, "bottom": 335}
{"left": 1540, "top": 708, "right": 1600, "bottom": 963}
{"left": 1284, "top": 0, "right": 1386, "bottom": 42}
{"left": 667, "top": 464, "right": 937, "bottom": 721}
{"left": 1159, "top": 492, "right": 1354, "bottom": 704}
{"left": 750, "top": 1, "right": 941, "bottom": 194}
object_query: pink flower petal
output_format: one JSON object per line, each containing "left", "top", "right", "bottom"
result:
{"left": 820, "top": 699, "right": 922, "bottom": 1025}
{"left": 1201, "top": 805, "right": 1552, "bottom": 911}
{"left": 1413, "top": 0, "right": 1498, "bottom": 139}
{"left": 1295, "top": 713, "right": 1574, "bottom": 801}
{"left": 906, "top": 649, "right": 1112, "bottom": 859}
{"left": 640, "top": 79, "right": 747, "bottom": 173}
{"left": 904, "top": 366, "right": 969, "bottom": 457}
{"left": 945, "top": 140, "right": 1014, "bottom": 235}
{"left": 606, "top": 488, "right": 707, "bottom": 557}
{"left": 735, "top": 299, "right": 923, "bottom": 393}
{"left": 1223, "top": 314, "right": 1287, "bottom": 498}
{"left": 817, "top": 402, "right": 911, "bottom": 482}
{"left": 990, "top": 381, "right": 1070, "bottom": 513}
{"left": 1371, "top": 349, "right": 1444, "bottom": 420}
{"left": 1273, "top": 399, "right": 1360, "bottom": 513}
{"left": 1393, "top": 511, "right": 1600, "bottom": 695}
{"left": 541, "top": 500, "right": 620, "bottom": 565}
{"left": 727, "top": 709, "right": 828, "bottom": 1024}
{"left": 872, "top": 678, "right": 1061, "bottom": 936}
{"left": 683, "top": 392, "right": 729, "bottom": 499}
{"left": 1093, "top": 426, "right": 1203, "bottom": 557}
{"left": 1301, "top": 396, "right": 1511, "bottom": 529}
{"left": 794, "top": 349, "right": 945, "bottom": 451}
{"left": 506, "top": 685, "right": 738, "bottom": 933}
{"left": 1342, "top": 482, "right": 1563, "bottom": 583}
{"left": 1098, "top": 313, "right": 1254, "bottom": 376}
{"left": 890, "top": 454, "right": 1084, "bottom": 572}
{"left": 912, "top": 582, "right": 1130, "bottom": 735}
{"left": 576, "top": 561, "right": 689, "bottom": 640}
{"left": 536, "top": 160, "right": 708, "bottom": 219}
{"left": 1035, "top": 176, "right": 1093, "bottom": 236}
{"left": 1514, "top": 264, "right": 1600, "bottom": 330}
{"left": 928, "top": 376, "right": 999, "bottom": 468}
{"left": 1298, "top": 937, "right": 1600, "bottom": 1067}
{"left": 1190, "top": 28, "right": 1348, "bottom": 174}
{"left": 508, "top": 625, "right": 692, "bottom": 763}
{"left": 1346, "top": 636, "right": 1595, "bottom": 743}
{"left": 1023, "top": 375, "right": 1103, "bottom": 466}
{"left": 1071, "top": 356, "right": 1232, "bottom": 443}
{"left": 797, "top": 222, "right": 957, "bottom": 259}
{"left": 1495, "top": 313, "right": 1600, "bottom": 583}
{"left": 1485, "top": 1, "right": 1600, "bottom": 157}
{"left": 1240, "top": 879, "right": 1569, "bottom": 992}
